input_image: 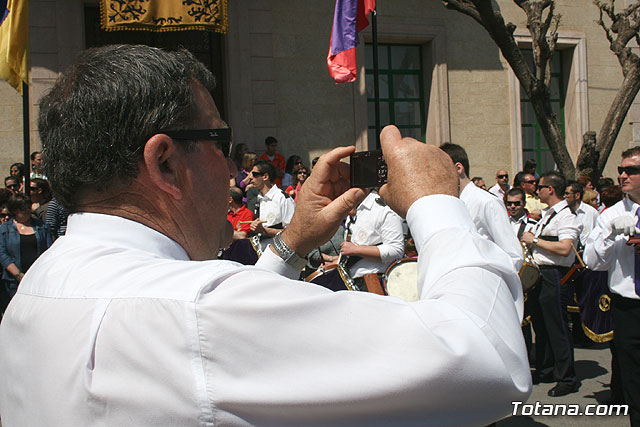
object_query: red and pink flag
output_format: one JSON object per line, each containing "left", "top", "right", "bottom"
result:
{"left": 327, "top": 0, "right": 375, "bottom": 84}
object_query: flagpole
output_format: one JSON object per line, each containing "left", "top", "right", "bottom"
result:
{"left": 371, "top": 8, "right": 381, "bottom": 150}
{"left": 22, "top": 81, "right": 30, "bottom": 193}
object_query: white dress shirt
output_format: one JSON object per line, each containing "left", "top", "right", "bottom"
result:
{"left": 509, "top": 214, "right": 536, "bottom": 238}
{"left": 531, "top": 199, "right": 581, "bottom": 267}
{"left": 488, "top": 183, "right": 510, "bottom": 199}
{"left": 584, "top": 196, "right": 640, "bottom": 300}
{"left": 0, "top": 196, "right": 531, "bottom": 426}
{"left": 347, "top": 192, "right": 405, "bottom": 278}
{"left": 258, "top": 184, "right": 295, "bottom": 227}
{"left": 460, "top": 182, "right": 524, "bottom": 271}
{"left": 574, "top": 201, "right": 599, "bottom": 247}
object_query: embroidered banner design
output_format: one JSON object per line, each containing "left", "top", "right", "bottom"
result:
{"left": 100, "top": 0, "right": 228, "bottom": 34}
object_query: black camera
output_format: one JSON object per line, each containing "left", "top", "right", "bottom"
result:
{"left": 350, "top": 150, "right": 388, "bottom": 188}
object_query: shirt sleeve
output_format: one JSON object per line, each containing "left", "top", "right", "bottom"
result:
{"left": 583, "top": 210, "right": 616, "bottom": 271}
{"left": 557, "top": 211, "right": 582, "bottom": 242}
{"left": 281, "top": 197, "right": 295, "bottom": 227}
{"left": 376, "top": 209, "right": 405, "bottom": 265}
{"left": 197, "top": 195, "right": 531, "bottom": 426}
{"left": 484, "top": 198, "right": 524, "bottom": 271}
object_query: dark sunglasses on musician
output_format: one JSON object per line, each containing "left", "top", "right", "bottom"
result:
{"left": 618, "top": 165, "right": 640, "bottom": 176}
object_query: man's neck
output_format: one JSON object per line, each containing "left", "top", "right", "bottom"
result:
{"left": 460, "top": 176, "right": 471, "bottom": 191}
{"left": 628, "top": 191, "right": 640, "bottom": 205}
{"left": 261, "top": 183, "right": 274, "bottom": 196}
{"left": 230, "top": 203, "right": 243, "bottom": 213}
{"left": 545, "top": 196, "right": 563, "bottom": 207}
{"left": 499, "top": 183, "right": 508, "bottom": 190}
{"left": 511, "top": 212, "right": 525, "bottom": 221}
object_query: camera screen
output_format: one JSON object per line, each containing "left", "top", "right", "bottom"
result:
{"left": 350, "top": 150, "right": 385, "bottom": 188}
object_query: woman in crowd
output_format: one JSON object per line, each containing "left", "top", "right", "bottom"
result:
{"left": 0, "top": 193, "right": 53, "bottom": 298}
{"left": 230, "top": 143, "right": 248, "bottom": 170}
{"left": 9, "top": 163, "right": 25, "bottom": 193}
{"left": 285, "top": 164, "right": 309, "bottom": 202}
{"left": 235, "top": 152, "right": 257, "bottom": 196}
{"left": 282, "top": 155, "right": 303, "bottom": 188}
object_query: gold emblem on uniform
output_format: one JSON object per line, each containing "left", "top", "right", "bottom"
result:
{"left": 599, "top": 294, "right": 611, "bottom": 312}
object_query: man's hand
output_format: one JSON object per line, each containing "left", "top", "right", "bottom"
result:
{"left": 250, "top": 219, "right": 265, "bottom": 234}
{"left": 378, "top": 125, "right": 458, "bottom": 218}
{"left": 280, "top": 147, "right": 366, "bottom": 256}
{"left": 520, "top": 231, "right": 535, "bottom": 245}
{"left": 340, "top": 241, "right": 360, "bottom": 256}
{"left": 609, "top": 216, "right": 639, "bottom": 238}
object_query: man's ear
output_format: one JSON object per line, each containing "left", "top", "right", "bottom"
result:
{"left": 142, "top": 134, "right": 183, "bottom": 200}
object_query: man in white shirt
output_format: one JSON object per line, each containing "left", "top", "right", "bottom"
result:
{"left": 0, "top": 45, "right": 531, "bottom": 426}
{"left": 249, "top": 159, "right": 295, "bottom": 239}
{"left": 515, "top": 171, "right": 546, "bottom": 221}
{"left": 505, "top": 187, "right": 536, "bottom": 238}
{"left": 440, "top": 143, "right": 524, "bottom": 272}
{"left": 564, "top": 180, "right": 599, "bottom": 250}
{"left": 488, "top": 168, "right": 511, "bottom": 199}
{"left": 584, "top": 147, "right": 640, "bottom": 426}
{"left": 340, "top": 191, "right": 405, "bottom": 289}
{"left": 521, "top": 172, "right": 582, "bottom": 397}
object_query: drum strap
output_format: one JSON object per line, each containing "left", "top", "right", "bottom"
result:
{"left": 517, "top": 222, "right": 527, "bottom": 239}
{"left": 363, "top": 273, "right": 385, "bottom": 295}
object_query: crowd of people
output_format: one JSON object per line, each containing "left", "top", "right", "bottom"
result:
{"left": 224, "top": 134, "right": 639, "bottom": 423}
{"left": 0, "top": 44, "right": 637, "bottom": 425}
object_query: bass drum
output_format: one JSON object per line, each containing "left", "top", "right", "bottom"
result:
{"left": 384, "top": 258, "right": 418, "bottom": 302}
{"left": 306, "top": 263, "right": 358, "bottom": 292}
{"left": 221, "top": 236, "right": 263, "bottom": 265}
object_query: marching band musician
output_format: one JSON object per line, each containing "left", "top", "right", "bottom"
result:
{"left": 520, "top": 172, "right": 582, "bottom": 397}
{"left": 0, "top": 45, "right": 531, "bottom": 426}
{"left": 440, "top": 143, "right": 524, "bottom": 272}
{"left": 505, "top": 187, "right": 537, "bottom": 239}
{"left": 339, "top": 190, "right": 404, "bottom": 291}
{"left": 584, "top": 147, "right": 640, "bottom": 426}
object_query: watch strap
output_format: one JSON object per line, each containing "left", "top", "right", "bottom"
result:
{"left": 272, "top": 231, "right": 307, "bottom": 270}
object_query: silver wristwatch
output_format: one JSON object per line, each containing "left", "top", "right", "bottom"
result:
{"left": 272, "top": 231, "right": 307, "bottom": 270}
{"left": 532, "top": 237, "right": 539, "bottom": 246}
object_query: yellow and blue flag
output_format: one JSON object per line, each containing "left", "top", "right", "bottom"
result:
{"left": 0, "top": 0, "right": 28, "bottom": 95}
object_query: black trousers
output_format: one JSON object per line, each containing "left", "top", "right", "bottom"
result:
{"left": 529, "top": 265, "right": 577, "bottom": 385}
{"left": 611, "top": 294, "right": 640, "bottom": 426}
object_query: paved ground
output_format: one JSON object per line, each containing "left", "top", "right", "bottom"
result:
{"left": 497, "top": 342, "right": 630, "bottom": 426}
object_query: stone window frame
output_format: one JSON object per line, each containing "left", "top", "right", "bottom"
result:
{"left": 354, "top": 22, "right": 450, "bottom": 150}
{"left": 507, "top": 30, "right": 589, "bottom": 172}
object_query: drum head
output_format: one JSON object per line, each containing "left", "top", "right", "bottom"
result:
{"left": 384, "top": 259, "right": 418, "bottom": 302}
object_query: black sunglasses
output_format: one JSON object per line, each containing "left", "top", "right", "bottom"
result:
{"left": 251, "top": 171, "right": 266, "bottom": 177}
{"left": 162, "top": 128, "right": 232, "bottom": 157}
{"left": 497, "top": 174, "right": 509, "bottom": 179}
{"left": 524, "top": 180, "right": 537, "bottom": 184}
{"left": 537, "top": 184, "right": 551, "bottom": 190}
{"left": 506, "top": 201, "right": 522, "bottom": 206}
{"left": 618, "top": 165, "right": 640, "bottom": 176}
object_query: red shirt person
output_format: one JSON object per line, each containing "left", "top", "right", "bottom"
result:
{"left": 227, "top": 187, "right": 254, "bottom": 241}
{"left": 258, "top": 136, "right": 285, "bottom": 188}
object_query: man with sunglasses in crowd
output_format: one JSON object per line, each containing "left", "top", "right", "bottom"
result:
{"left": 505, "top": 187, "right": 536, "bottom": 239}
{"left": 0, "top": 45, "right": 531, "bottom": 425}
{"left": 584, "top": 147, "right": 640, "bottom": 426}
{"left": 248, "top": 160, "right": 295, "bottom": 250}
{"left": 521, "top": 172, "right": 582, "bottom": 397}
{"left": 489, "top": 169, "right": 512, "bottom": 199}
{"left": 515, "top": 171, "right": 546, "bottom": 221}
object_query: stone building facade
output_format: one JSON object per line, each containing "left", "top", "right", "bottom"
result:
{"left": 0, "top": 0, "right": 635, "bottom": 182}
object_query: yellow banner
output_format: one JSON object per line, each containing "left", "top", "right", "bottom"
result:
{"left": 0, "top": 0, "right": 29, "bottom": 95}
{"left": 101, "top": 0, "right": 228, "bottom": 34}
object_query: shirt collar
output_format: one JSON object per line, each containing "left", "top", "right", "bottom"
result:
{"left": 545, "top": 198, "right": 568, "bottom": 214}
{"left": 261, "top": 185, "right": 279, "bottom": 201}
{"left": 66, "top": 212, "right": 190, "bottom": 261}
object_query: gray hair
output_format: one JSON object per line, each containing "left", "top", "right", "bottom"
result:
{"left": 38, "top": 44, "right": 216, "bottom": 212}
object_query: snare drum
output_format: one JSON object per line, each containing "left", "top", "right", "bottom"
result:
{"left": 221, "top": 235, "right": 263, "bottom": 265}
{"left": 306, "top": 263, "right": 359, "bottom": 292}
{"left": 519, "top": 242, "right": 540, "bottom": 293}
{"left": 384, "top": 258, "right": 418, "bottom": 302}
